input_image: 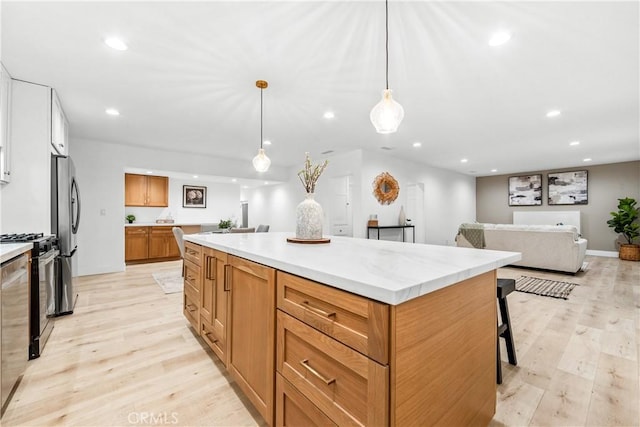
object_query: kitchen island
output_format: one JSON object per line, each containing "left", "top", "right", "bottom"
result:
{"left": 183, "top": 232, "right": 520, "bottom": 426}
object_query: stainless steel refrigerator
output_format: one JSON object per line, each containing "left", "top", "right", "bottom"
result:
{"left": 51, "top": 154, "right": 80, "bottom": 316}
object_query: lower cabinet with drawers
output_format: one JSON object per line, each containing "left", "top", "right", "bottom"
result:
{"left": 183, "top": 241, "right": 497, "bottom": 427}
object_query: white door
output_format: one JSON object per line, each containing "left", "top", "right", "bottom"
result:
{"left": 406, "top": 183, "right": 425, "bottom": 243}
{"left": 328, "top": 175, "right": 352, "bottom": 236}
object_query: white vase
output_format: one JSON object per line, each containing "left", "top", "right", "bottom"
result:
{"left": 399, "top": 205, "right": 406, "bottom": 225}
{"left": 296, "top": 193, "right": 324, "bottom": 240}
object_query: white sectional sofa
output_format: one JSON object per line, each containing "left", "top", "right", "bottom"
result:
{"left": 456, "top": 223, "right": 588, "bottom": 274}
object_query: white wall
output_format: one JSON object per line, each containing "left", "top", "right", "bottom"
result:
{"left": 71, "top": 137, "right": 289, "bottom": 276}
{"left": 0, "top": 80, "right": 51, "bottom": 234}
{"left": 244, "top": 149, "right": 476, "bottom": 245}
{"left": 125, "top": 178, "right": 241, "bottom": 225}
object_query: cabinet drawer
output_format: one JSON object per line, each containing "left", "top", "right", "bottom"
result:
{"left": 183, "top": 292, "right": 199, "bottom": 330}
{"left": 184, "top": 259, "right": 200, "bottom": 295}
{"left": 277, "top": 271, "right": 389, "bottom": 365}
{"left": 125, "top": 227, "right": 148, "bottom": 235}
{"left": 276, "top": 373, "right": 337, "bottom": 427}
{"left": 184, "top": 241, "right": 201, "bottom": 266}
{"left": 277, "top": 311, "right": 388, "bottom": 427}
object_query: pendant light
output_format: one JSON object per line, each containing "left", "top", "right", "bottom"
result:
{"left": 370, "top": 0, "right": 404, "bottom": 134}
{"left": 252, "top": 80, "right": 271, "bottom": 172}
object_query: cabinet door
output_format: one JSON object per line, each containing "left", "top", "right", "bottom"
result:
{"left": 146, "top": 175, "right": 168, "bottom": 207}
{"left": 0, "top": 62, "right": 11, "bottom": 183}
{"left": 124, "top": 227, "right": 148, "bottom": 261}
{"left": 228, "top": 255, "right": 276, "bottom": 425}
{"left": 124, "top": 173, "right": 148, "bottom": 206}
{"left": 201, "top": 248, "right": 229, "bottom": 365}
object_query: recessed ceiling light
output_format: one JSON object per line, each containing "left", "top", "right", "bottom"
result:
{"left": 488, "top": 31, "right": 511, "bottom": 47}
{"left": 192, "top": 175, "right": 198, "bottom": 179}
{"left": 264, "top": 181, "right": 269, "bottom": 185}
{"left": 546, "top": 110, "right": 561, "bottom": 118}
{"left": 412, "top": 142, "right": 422, "bottom": 148}
{"left": 242, "top": 185, "right": 249, "bottom": 189}
{"left": 491, "top": 169, "right": 498, "bottom": 173}
{"left": 583, "top": 158, "right": 592, "bottom": 162}
{"left": 461, "top": 158, "right": 468, "bottom": 163}
{"left": 570, "top": 141, "right": 580, "bottom": 146}
{"left": 323, "top": 111, "right": 335, "bottom": 119}
{"left": 104, "top": 37, "right": 128, "bottom": 51}
{"left": 231, "top": 178, "right": 237, "bottom": 183}
{"left": 146, "top": 171, "right": 153, "bottom": 174}
{"left": 263, "top": 140, "right": 272, "bottom": 146}
{"left": 105, "top": 108, "right": 120, "bottom": 116}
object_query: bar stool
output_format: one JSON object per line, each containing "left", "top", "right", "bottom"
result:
{"left": 497, "top": 278, "right": 517, "bottom": 384}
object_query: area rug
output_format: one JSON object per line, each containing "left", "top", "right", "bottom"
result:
{"left": 515, "top": 276, "right": 579, "bottom": 300}
{"left": 152, "top": 270, "right": 183, "bottom": 294}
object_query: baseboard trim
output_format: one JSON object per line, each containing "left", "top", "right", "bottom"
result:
{"left": 585, "top": 250, "right": 618, "bottom": 258}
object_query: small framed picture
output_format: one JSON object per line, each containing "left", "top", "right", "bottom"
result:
{"left": 508, "top": 174, "right": 542, "bottom": 206}
{"left": 183, "top": 185, "right": 207, "bottom": 208}
{"left": 548, "top": 170, "right": 588, "bottom": 205}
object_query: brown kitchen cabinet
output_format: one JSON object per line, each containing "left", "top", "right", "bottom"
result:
{"left": 125, "top": 226, "right": 181, "bottom": 264}
{"left": 200, "top": 247, "right": 229, "bottom": 365}
{"left": 124, "top": 227, "right": 148, "bottom": 261}
{"left": 148, "top": 226, "right": 180, "bottom": 259}
{"left": 124, "top": 173, "right": 168, "bottom": 207}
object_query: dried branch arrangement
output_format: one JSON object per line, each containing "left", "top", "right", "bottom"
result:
{"left": 297, "top": 152, "right": 329, "bottom": 194}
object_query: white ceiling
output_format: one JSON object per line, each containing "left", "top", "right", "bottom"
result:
{"left": 2, "top": 1, "right": 638, "bottom": 177}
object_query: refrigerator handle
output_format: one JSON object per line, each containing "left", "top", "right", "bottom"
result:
{"left": 71, "top": 177, "right": 81, "bottom": 234}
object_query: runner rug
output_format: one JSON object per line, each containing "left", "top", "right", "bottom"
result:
{"left": 152, "top": 270, "right": 183, "bottom": 294}
{"left": 515, "top": 276, "right": 578, "bottom": 300}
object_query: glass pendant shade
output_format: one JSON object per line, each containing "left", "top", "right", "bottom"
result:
{"left": 370, "top": 89, "right": 404, "bottom": 134}
{"left": 252, "top": 148, "right": 271, "bottom": 172}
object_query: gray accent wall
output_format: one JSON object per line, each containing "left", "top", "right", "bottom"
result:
{"left": 476, "top": 161, "right": 640, "bottom": 251}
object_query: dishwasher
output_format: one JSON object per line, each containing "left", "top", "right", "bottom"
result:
{"left": 1, "top": 252, "right": 29, "bottom": 415}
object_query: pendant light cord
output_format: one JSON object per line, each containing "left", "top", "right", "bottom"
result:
{"left": 385, "top": 0, "right": 389, "bottom": 90}
{"left": 260, "top": 88, "right": 263, "bottom": 149}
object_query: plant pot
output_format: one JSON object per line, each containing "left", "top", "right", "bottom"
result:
{"left": 619, "top": 244, "right": 640, "bottom": 261}
{"left": 127, "top": 220, "right": 134, "bottom": 224}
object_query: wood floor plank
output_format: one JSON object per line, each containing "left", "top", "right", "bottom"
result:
{"left": 2, "top": 255, "right": 639, "bottom": 426}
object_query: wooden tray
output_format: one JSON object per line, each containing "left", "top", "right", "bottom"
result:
{"left": 286, "top": 237, "right": 331, "bottom": 244}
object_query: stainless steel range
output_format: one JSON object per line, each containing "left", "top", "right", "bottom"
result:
{"left": 0, "top": 233, "right": 58, "bottom": 359}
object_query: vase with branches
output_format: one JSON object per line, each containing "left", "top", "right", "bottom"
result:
{"left": 295, "top": 153, "right": 329, "bottom": 240}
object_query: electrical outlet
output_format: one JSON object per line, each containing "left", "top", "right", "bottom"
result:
{"left": 100, "top": 209, "right": 106, "bottom": 216}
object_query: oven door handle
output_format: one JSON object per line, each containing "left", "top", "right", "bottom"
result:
{"left": 39, "top": 249, "right": 59, "bottom": 265}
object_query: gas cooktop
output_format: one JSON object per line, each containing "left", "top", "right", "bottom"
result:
{"left": 0, "top": 233, "right": 46, "bottom": 243}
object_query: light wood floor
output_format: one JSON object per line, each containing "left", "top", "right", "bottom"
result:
{"left": 1, "top": 255, "right": 638, "bottom": 426}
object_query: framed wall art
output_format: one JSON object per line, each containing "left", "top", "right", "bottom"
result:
{"left": 183, "top": 185, "right": 207, "bottom": 208}
{"left": 548, "top": 170, "right": 588, "bottom": 205}
{"left": 508, "top": 174, "right": 542, "bottom": 206}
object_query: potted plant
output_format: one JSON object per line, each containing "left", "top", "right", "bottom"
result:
{"left": 125, "top": 214, "right": 136, "bottom": 224}
{"left": 607, "top": 197, "right": 640, "bottom": 261}
{"left": 218, "top": 219, "right": 234, "bottom": 230}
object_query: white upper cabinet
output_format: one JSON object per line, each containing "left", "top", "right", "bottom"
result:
{"left": 0, "top": 62, "right": 12, "bottom": 184}
{"left": 50, "top": 89, "right": 68, "bottom": 156}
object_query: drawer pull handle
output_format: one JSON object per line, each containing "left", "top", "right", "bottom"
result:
{"left": 224, "top": 264, "right": 231, "bottom": 291}
{"left": 300, "top": 359, "right": 336, "bottom": 385}
{"left": 301, "top": 301, "right": 336, "bottom": 319}
{"left": 204, "top": 332, "right": 218, "bottom": 343}
{"left": 186, "top": 304, "right": 197, "bottom": 312}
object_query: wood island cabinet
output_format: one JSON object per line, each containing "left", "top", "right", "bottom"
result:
{"left": 200, "top": 247, "right": 229, "bottom": 365}
{"left": 182, "top": 241, "right": 497, "bottom": 427}
{"left": 227, "top": 255, "right": 276, "bottom": 425}
{"left": 125, "top": 173, "right": 168, "bottom": 207}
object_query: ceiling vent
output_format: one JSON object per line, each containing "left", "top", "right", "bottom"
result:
{"left": 321, "top": 150, "right": 334, "bottom": 155}
{"left": 380, "top": 146, "right": 394, "bottom": 150}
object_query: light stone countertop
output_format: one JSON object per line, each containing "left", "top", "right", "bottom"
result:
{"left": 1, "top": 243, "right": 33, "bottom": 264}
{"left": 184, "top": 232, "right": 521, "bottom": 305}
